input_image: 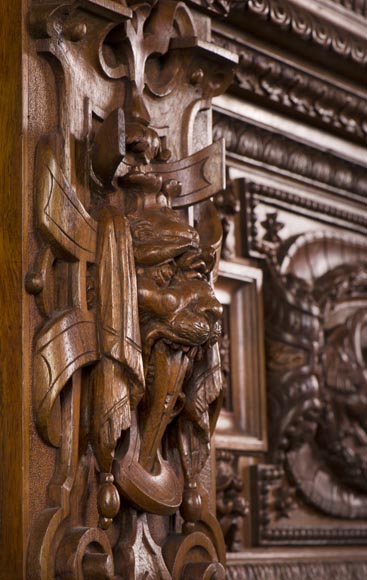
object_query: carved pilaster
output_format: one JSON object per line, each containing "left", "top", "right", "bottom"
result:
{"left": 26, "top": 1, "right": 237, "bottom": 577}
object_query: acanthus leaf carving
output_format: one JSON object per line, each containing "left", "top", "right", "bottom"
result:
{"left": 213, "top": 112, "right": 367, "bottom": 200}
{"left": 216, "top": 450, "right": 248, "bottom": 553}
{"left": 223, "top": 42, "right": 367, "bottom": 141}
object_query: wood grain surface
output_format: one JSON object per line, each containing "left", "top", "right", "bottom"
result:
{"left": 0, "top": 0, "right": 24, "bottom": 577}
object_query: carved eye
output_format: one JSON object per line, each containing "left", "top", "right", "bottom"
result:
{"left": 145, "top": 51, "right": 180, "bottom": 97}
{"left": 132, "top": 220, "right": 154, "bottom": 241}
{"left": 155, "top": 260, "right": 177, "bottom": 287}
{"left": 139, "top": 260, "right": 178, "bottom": 288}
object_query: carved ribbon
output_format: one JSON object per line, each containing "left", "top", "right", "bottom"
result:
{"left": 35, "top": 138, "right": 97, "bottom": 261}
{"left": 90, "top": 208, "right": 145, "bottom": 472}
{"left": 33, "top": 144, "right": 145, "bottom": 467}
{"left": 34, "top": 309, "right": 99, "bottom": 447}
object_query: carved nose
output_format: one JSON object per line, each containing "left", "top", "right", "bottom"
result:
{"left": 199, "top": 297, "right": 223, "bottom": 325}
{"left": 128, "top": 83, "right": 151, "bottom": 126}
{"left": 211, "top": 301, "right": 223, "bottom": 324}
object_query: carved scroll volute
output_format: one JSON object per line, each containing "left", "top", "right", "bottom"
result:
{"left": 27, "top": 1, "right": 237, "bottom": 578}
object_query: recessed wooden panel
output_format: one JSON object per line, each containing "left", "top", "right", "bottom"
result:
{"left": 215, "top": 260, "right": 267, "bottom": 452}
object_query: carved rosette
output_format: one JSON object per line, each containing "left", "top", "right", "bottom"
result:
{"left": 26, "top": 1, "right": 237, "bottom": 577}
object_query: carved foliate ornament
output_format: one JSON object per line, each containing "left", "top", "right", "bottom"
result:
{"left": 216, "top": 451, "right": 248, "bottom": 552}
{"left": 233, "top": 0, "right": 367, "bottom": 66}
{"left": 26, "top": 0, "right": 237, "bottom": 577}
{"left": 213, "top": 113, "right": 367, "bottom": 199}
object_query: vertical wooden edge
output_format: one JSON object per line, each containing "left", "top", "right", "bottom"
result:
{"left": 0, "top": 0, "right": 26, "bottom": 577}
{"left": 255, "top": 268, "right": 268, "bottom": 451}
{"left": 22, "top": 0, "right": 30, "bottom": 574}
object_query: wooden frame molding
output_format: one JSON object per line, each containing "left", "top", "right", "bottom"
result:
{"left": 213, "top": 109, "right": 367, "bottom": 201}
{"left": 212, "top": 28, "right": 367, "bottom": 144}
{"left": 215, "top": 260, "right": 267, "bottom": 452}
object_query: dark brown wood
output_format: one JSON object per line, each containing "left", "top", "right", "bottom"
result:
{"left": 23, "top": 1, "right": 237, "bottom": 578}
{"left": 214, "top": 260, "right": 267, "bottom": 452}
{"left": 227, "top": 548, "right": 367, "bottom": 579}
{"left": 2, "top": 0, "right": 367, "bottom": 576}
{"left": 0, "top": 1, "right": 25, "bottom": 577}
{"left": 206, "top": 0, "right": 367, "bottom": 573}
{"left": 223, "top": 0, "right": 367, "bottom": 83}
{"left": 216, "top": 450, "right": 248, "bottom": 553}
{"left": 248, "top": 230, "right": 367, "bottom": 544}
{"left": 212, "top": 29, "right": 367, "bottom": 145}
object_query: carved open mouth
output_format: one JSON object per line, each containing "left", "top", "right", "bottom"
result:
{"left": 120, "top": 170, "right": 163, "bottom": 193}
{"left": 143, "top": 313, "right": 221, "bottom": 353}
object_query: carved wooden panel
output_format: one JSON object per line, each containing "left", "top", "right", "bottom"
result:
{"left": 247, "top": 226, "right": 367, "bottom": 545}
{"left": 206, "top": 0, "right": 367, "bottom": 570}
{"left": 214, "top": 260, "right": 267, "bottom": 452}
{"left": 212, "top": 157, "right": 367, "bottom": 561}
{"left": 215, "top": 92, "right": 367, "bottom": 549}
{"left": 3, "top": 0, "right": 367, "bottom": 575}
{"left": 212, "top": 31, "right": 367, "bottom": 145}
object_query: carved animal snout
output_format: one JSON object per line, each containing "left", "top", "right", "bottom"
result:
{"left": 125, "top": 121, "right": 161, "bottom": 165}
{"left": 170, "top": 290, "right": 223, "bottom": 346}
{"left": 197, "top": 295, "right": 223, "bottom": 327}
